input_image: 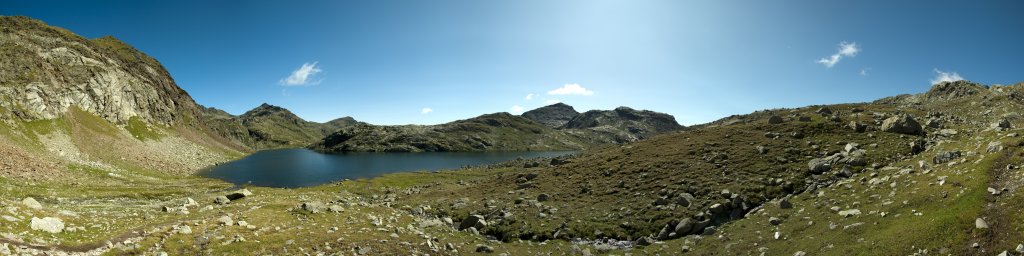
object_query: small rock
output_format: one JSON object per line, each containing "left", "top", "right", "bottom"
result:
{"left": 217, "top": 216, "right": 233, "bottom": 226}
{"left": 768, "top": 115, "right": 784, "bottom": 124}
{"left": 213, "top": 196, "right": 230, "bottom": 205}
{"left": 537, "top": 193, "right": 550, "bottom": 202}
{"left": 779, "top": 198, "right": 793, "bottom": 209}
{"left": 30, "top": 217, "right": 64, "bottom": 233}
{"left": 975, "top": 218, "right": 989, "bottom": 229}
{"left": 475, "top": 244, "right": 494, "bottom": 253}
{"left": 769, "top": 217, "right": 782, "bottom": 225}
{"left": 459, "top": 215, "right": 487, "bottom": 231}
{"left": 838, "top": 209, "right": 861, "bottom": 217}
{"left": 301, "top": 201, "right": 326, "bottom": 213}
{"left": 635, "top": 236, "right": 654, "bottom": 246}
{"left": 226, "top": 189, "right": 253, "bottom": 201}
{"left": 22, "top": 197, "right": 42, "bottom": 210}
{"left": 328, "top": 205, "right": 344, "bottom": 213}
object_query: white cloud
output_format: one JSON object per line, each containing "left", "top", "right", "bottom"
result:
{"left": 547, "top": 83, "right": 594, "bottom": 96}
{"left": 510, "top": 105, "right": 525, "bottom": 114}
{"left": 279, "top": 62, "right": 323, "bottom": 86}
{"left": 420, "top": 107, "right": 433, "bottom": 114}
{"left": 817, "top": 42, "right": 860, "bottom": 68}
{"left": 525, "top": 93, "right": 534, "bottom": 100}
{"left": 545, "top": 99, "right": 561, "bottom": 105}
{"left": 930, "top": 69, "right": 964, "bottom": 84}
{"left": 860, "top": 68, "right": 870, "bottom": 76}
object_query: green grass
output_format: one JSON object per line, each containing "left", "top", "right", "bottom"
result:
{"left": 125, "top": 116, "right": 165, "bottom": 141}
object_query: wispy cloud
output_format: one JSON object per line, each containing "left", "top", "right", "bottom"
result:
{"left": 545, "top": 99, "right": 561, "bottom": 105}
{"left": 860, "top": 68, "right": 871, "bottom": 76}
{"left": 420, "top": 107, "right": 433, "bottom": 114}
{"left": 279, "top": 62, "right": 323, "bottom": 86}
{"left": 547, "top": 83, "right": 593, "bottom": 96}
{"left": 525, "top": 93, "right": 534, "bottom": 100}
{"left": 931, "top": 69, "right": 964, "bottom": 84}
{"left": 510, "top": 105, "right": 525, "bottom": 114}
{"left": 817, "top": 42, "right": 860, "bottom": 68}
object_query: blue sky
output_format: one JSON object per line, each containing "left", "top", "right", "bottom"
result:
{"left": 3, "top": 1, "right": 1023, "bottom": 125}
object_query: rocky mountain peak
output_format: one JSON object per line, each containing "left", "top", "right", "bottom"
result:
{"left": 924, "top": 80, "right": 987, "bottom": 101}
{"left": 521, "top": 103, "right": 580, "bottom": 128}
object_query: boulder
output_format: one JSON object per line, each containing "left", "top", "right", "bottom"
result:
{"left": 459, "top": 215, "right": 487, "bottom": 231}
{"left": 676, "top": 193, "right": 694, "bottom": 208}
{"left": 217, "top": 216, "right": 233, "bottom": 226}
{"left": 213, "top": 196, "right": 230, "bottom": 205}
{"left": 769, "top": 217, "right": 782, "bottom": 225}
{"left": 767, "top": 115, "right": 784, "bottom": 124}
{"left": 848, "top": 121, "right": 867, "bottom": 132}
{"left": 537, "top": 193, "right": 550, "bottom": 202}
{"left": 22, "top": 197, "right": 42, "bottom": 210}
{"left": 709, "top": 203, "right": 728, "bottom": 215}
{"left": 30, "top": 217, "right": 64, "bottom": 233}
{"left": 816, "top": 107, "right": 833, "bottom": 115}
{"left": 673, "top": 218, "right": 694, "bottom": 237}
{"left": 881, "top": 114, "right": 923, "bottom": 135}
{"left": 301, "top": 201, "right": 326, "bottom": 213}
{"left": 838, "top": 209, "right": 861, "bottom": 218}
{"left": 226, "top": 189, "right": 253, "bottom": 201}
{"left": 807, "top": 158, "right": 833, "bottom": 174}
{"left": 932, "top": 151, "right": 962, "bottom": 164}
{"left": 635, "top": 236, "right": 654, "bottom": 246}
{"left": 475, "top": 244, "right": 494, "bottom": 253}
{"left": 778, "top": 198, "right": 793, "bottom": 209}
{"left": 991, "top": 119, "right": 1012, "bottom": 130}
{"left": 975, "top": 218, "right": 989, "bottom": 229}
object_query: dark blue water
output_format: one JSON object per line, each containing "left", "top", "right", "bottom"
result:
{"left": 197, "top": 148, "right": 575, "bottom": 188}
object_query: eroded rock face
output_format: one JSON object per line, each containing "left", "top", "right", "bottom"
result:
{"left": 521, "top": 103, "right": 579, "bottom": 128}
{"left": 0, "top": 16, "right": 201, "bottom": 125}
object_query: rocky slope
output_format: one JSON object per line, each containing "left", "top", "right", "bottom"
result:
{"left": 310, "top": 104, "right": 684, "bottom": 153}
{"left": 203, "top": 103, "right": 362, "bottom": 150}
{"left": 308, "top": 112, "right": 588, "bottom": 152}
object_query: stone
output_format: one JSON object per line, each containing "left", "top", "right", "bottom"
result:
{"left": 1015, "top": 244, "right": 1024, "bottom": 253}
{"left": 769, "top": 217, "right": 782, "bottom": 225}
{"left": 459, "top": 215, "right": 487, "bottom": 231}
{"left": 779, "top": 197, "right": 793, "bottom": 209}
{"left": 702, "top": 226, "right": 717, "bottom": 235}
{"left": 768, "top": 115, "right": 784, "bottom": 124}
{"left": 709, "top": 203, "right": 728, "bottom": 214}
{"left": 213, "top": 196, "right": 230, "bottom": 205}
{"left": 635, "top": 236, "right": 654, "bottom": 246}
{"left": 816, "top": 107, "right": 833, "bottom": 115}
{"left": 183, "top": 197, "right": 198, "bottom": 207}
{"left": 933, "top": 151, "right": 962, "bottom": 164}
{"left": 881, "top": 114, "right": 923, "bottom": 135}
{"left": 475, "top": 244, "right": 494, "bottom": 253}
{"left": 217, "top": 216, "right": 233, "bottom": 226}
{"left": 807, "top": 158, "right": 833, "bottom": 174}
{"left": 992, "top": 118, "right": 1012, "bottom": 129}
{"left": 673, "top": 218, "right": 694, "bottom": 237}
{"left": 30, "top": 217, "right": 64, "bottom": 233}
{"left": 328, "top": 205, "right": 344, "bottom": 213}
{"left": 838, "top": 209, "right": 861, "bottom": 217}
{"left": 22, "top": 197, "right": 42, "bottom": 210}
{"left": 975, "top": 218, "right": 989, "bottom": 229}
{"left": 537, "top": 193, "right": 550, "bottom": 202}
{"left": 225, "top": 189, "right": 253, "bottom": 201}
{"left": 676, "top": 193, "right": 695, "bottom": 208}
{"left": 988, "top": 141, "right": 1004, "bottom": 153}
{"left": 756, "top": 145, "right": 768, "bottom": 154}
{"left": 910, "top": 140, "right": 926, "bottom": 155}
{"left": 848, "top": 121, "right": 867, "bottom": 132}
{"left": 794, "top": 251, "right": 807, "bottom": 256}
{"left": 178, "top": 225, "right": 192, "bottom": 234}
{"left": 301, "top": 201, "right": 326, "bottom": 213}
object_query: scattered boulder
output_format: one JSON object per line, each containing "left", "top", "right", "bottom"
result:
{"left": 459, "top": 215, "right": 487, "bottom": 231}
{"left": 22, "top": 197, "right": 42, "bottom": 210}
{"left": 537, "top": 193, "right": 550, "bottom": 202}
{"left": 910, "top": 140, "right": 926, "bottom": 155}
{"left": 709, "top": 203, "right": 728, "bottom": 215}
{"left": 848, "top": 121, "right": 867, "bottom": 132}
{"left": 988, "top": 141, "right": 1004, "bottom": 153}
{"left": 933, "top": 151, "right": 962, "bottom": 164}
{"left": 676, "top": 193, "right": 695, "bottom": 208}
{"left": 991, "top": 119, "right": 1012, "bottom": 130}
{"left": 226, "top": 189, "right": 253, "bottom": 201}
{"left": 328, "top": 205, "right": 344, "bottom": 213}
{"left": 767, "top": 115, "right": 784, "bottom": 124}
{"left": 301, "top": 201, "right": 326, "bottom": 213}
{"left": 838, "top": 209, "right": 861, "bottom": 218}
{"left": 769, "top": 217, "right": 782, "bottom": 225}
{"left": 475, "top": 244, "right": 494, "bottom": 253}
{"left": 779, "top": 197, "right": 793, "bottom": 209}
{"left": 213, "top": 196, "right": 230, "bottom": 205}
{"left": 217, "top": 216, "right": 233, "bottom": 226}
{"left": 635, "top": 236, "right": 654, "bottom": 246}
{"left": 816, "top": 107, "right": 833, "bottom": 115}
{"left": 30, "top": 217, "right": 64, "bottom": 233}
{"left": 807, "top": 157, "right": 835, "bottom": 174}
{"left": 881, "top": 114, "right": 923, "bottom": 135}
{"left": 976, "top": 218, "right": 989, "bottom": 229}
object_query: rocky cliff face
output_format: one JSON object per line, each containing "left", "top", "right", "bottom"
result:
{"left": 0, "top": 16, "right": 201, "bottom": 126}
{"left": 521, "top": 103, "right": 579, "bottom": 128}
